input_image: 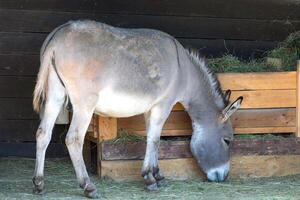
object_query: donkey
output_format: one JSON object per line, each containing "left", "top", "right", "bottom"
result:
{"left": 32, "top": 20, "right": 242, "bottom": 198}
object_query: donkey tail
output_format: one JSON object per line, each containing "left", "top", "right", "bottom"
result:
{"left": 33, "top": 51, "right": 52, "bottom": 113}
{"left": 33, "top": 22, "right": 72, "bottom": 113}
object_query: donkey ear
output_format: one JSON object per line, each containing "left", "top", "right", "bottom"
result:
{"left": 223, "top": 89, "right": 231, "bottom": 104}
{"left": 221, "top": 96, "right": 243, "bottom": 122}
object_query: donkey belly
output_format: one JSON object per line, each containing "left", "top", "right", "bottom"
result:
{"left": 94, "top": 88, "right": 155, "bottom": 118}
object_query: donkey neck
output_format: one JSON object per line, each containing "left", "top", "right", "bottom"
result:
{"left": 184, "top": 53, "right": 225, "bottom": 125}
{"left": 187, "top": 83, "right": 221, "bottom": 124}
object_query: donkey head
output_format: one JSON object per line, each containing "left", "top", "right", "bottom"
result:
{"left": 190, "top": 92, "right": 243, "bottom": 182}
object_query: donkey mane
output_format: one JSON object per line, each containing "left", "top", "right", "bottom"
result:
{"left": 187, "top": 50, "right": 225, "bottom": 109}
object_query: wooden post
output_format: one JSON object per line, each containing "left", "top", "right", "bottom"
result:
{"left": 96, "top": 116, "right": 117, "bottom": 176}
{"left": 296, "top": 60, "right": 300, "bottom": 137}
{"left": 98, "top": 116, "right": 118, "bottom": 141}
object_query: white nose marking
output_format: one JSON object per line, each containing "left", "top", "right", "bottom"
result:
{"left": 206, "top": 162, "right": 230, "bottom": 182}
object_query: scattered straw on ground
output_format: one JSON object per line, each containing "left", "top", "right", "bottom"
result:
{"left": 0, "top": 158, "right": 299, "bottom": 200}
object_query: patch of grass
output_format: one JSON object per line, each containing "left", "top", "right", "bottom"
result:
{"left": 106, "top": 129, "right": 146, "bottom": 144}
{"left": 208, "top": 31, "right": 300, "bottom": 73}
{"left": 1, "top": 158, "right": 300, "bottom": 200}
{"left": 208, "top": 55, "right": 270, "bottom": 73}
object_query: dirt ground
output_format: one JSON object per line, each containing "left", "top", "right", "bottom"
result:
{"left": 0, "top": 158, "right": 300, "bottom": 200}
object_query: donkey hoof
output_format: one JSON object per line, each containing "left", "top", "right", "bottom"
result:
{"left": 146, "top": 183, "right": 159, "bottom": 191}
{"left": 32, "top": 176, "right": 45, "bottom": 195}
{"left": 84, "top": 183, "right": 100, "bottom": 199}
{"left": 33, "top": 187, "right": 46, "bottom": 195}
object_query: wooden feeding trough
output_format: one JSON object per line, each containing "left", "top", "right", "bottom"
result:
{"left": 84, "top": 61, "right": 300, "bottom": 181}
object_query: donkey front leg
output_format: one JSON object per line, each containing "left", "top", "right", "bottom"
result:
{"left": 65, "top": 106, "right": 99, "bottom": 198}
{"left": 142, "top": 104, "right": 172, "bottom": 191}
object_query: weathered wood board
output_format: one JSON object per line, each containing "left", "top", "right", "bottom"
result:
{"left": 117, "top": 108, "right": 296, "bottom": 136}
{"left": 101, "top": 155, "right": 300, "bottom": 181}
{"left": 102, "top": 139, "right": 300, "bottom": 160}
{"left": 100, "top": 139, "right": 300, "bottom": 180}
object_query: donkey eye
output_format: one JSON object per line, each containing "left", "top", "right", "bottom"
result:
{"left": 223, "top": 138, "right": 231, "bottom": 146}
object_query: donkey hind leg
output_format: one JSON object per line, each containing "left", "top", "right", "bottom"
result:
{"left": 142, "top": 104, "right": 172, "bottom": 191}
{"left": 65, "top": 105, "right": 99, "bottom": 198}
{"left": 33, "top": 71, "right": 65, "bottom": 194}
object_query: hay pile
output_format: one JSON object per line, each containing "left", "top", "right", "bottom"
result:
{"left": 1, "top": 158, "right": 300, "bottom": 200}
{"left": 208, "top": 31, "right": 300, "bottom": 72}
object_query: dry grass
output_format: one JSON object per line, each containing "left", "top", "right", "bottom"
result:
{"left": 0, "top": 158, "right": 300, "bottom": 200}
{"left": 208, "top": 31, "right": 300, "bottom": 73}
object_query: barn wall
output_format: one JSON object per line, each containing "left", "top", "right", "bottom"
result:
{"left": 0, "top": 0, "right": 299, "bottom": 157}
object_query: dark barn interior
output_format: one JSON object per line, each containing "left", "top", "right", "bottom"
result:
{"left": 0, "top": 0, "right": 300, "bottom": 157}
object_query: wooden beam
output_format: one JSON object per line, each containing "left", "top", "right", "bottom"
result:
{"left": 102, "top": 138, "right": 300, "bottom": 161}
{"left": 171, "top": 89, "right": 296, "bottom": 111}
{"left": 1, "top": 9, "right": 299, "bottom": 41}
{"left": 2, "top": 0, "right": 300, "bottom": 21}
{"left": 234, "top": 126, "right": 296, "bottom": 134}
{"left": 230, "top": 90, "right": 296, "bottom": 109}
{"left": 296, "top": 60, "right": 300, "bottom": 137}
{"left": 98, "top": 117, "right": 117, "bottom": 141}
{"left": 218, "top": 72, "right": 296, "bottom": 90}
{"left": 118, "top": 109, "right": 296, "bottom": 136}
{"left": 101, "top": 155, "right": 300, "bottom": 181}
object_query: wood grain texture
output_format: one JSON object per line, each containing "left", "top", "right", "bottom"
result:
{"left": 98, "top": 117, "right": 118, "bottom": 141}
{"left": 218, "top": 72, "right": 297, "bottom": 90}
{"left": 101, "top": 155, "right": 300, "bottom": 181}
{"left": 296, "top": 61, "right": 300, "bottom": 137}
{"left": 0, "top": 76, "right": 35, "bottom": 98}
{"left": 0, "top": 98, "right": 38, "bottom": 120}
{"left": 102, "top": 138, "right": 300, "bottom": 160}
{"left": 0, "top": 142, "right": 68, "bottom": 157}
{"left": 1, "top": 0, "right": 299, "bottom": 20}
{"left": 230, "top": 90, "right": 296, "bottom": 109}
{"left": 118, "top": 108, "right": 296, "bottom": 136}
{"left": 0, "top": 119, "right": 67, "bottom": 142}
{"left": 0, "top": 54, "right": 39, "bottom": 76}
{"left": 1, "top": 9, "right": 299, "bottom": 41}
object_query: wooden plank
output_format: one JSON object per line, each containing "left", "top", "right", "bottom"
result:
{"left": 173, "top": 90, "right": 296, "bottom": 109}
{"left": 234, "top": 127, "right": 296, "bottom": 134}
{"left": 102, "top": 139, "right": 300, "bottom": 161}
{"left": 0, "top": 119, "right": 68, "bottom": 142}
{"left": 0, "top": 76, "right": 35, "bottom": 98}
{"left": 230, "top": 90, "right": 296, "bottom": 109}
{"left": 101, "top": 155, "right": 300, "bottom": 181}
{"left": 0, "top": 32, "right": 45, "bottom": 55}
{"left": 231, "top": 108, "right": 296, "bottom": 128}
{"left": 0, "top": 32, "right": 277, "bottom": 58}
{"left": 1, "top": 0, "right": 299, "bottom": 20}
{"left": 98, "top": 117, "right": 118, "bottom": 141}
{"left": 133, "top": 126, "right": 296, "bottom": 136}
{"left": 1, "top": 9, "right": 299, "bottom": 41}
{"left": 0, "top": 54, "right": 39, "bottom": 76}
{"left": 0, "top": 98, "right": 38, "bottom": 120}
{"left": 118, "top": 108, "right": 296, "bottom": 136}
{"left": 218, "top": 72, "right": 297, "bottom": 90}
{"left": 297, "top": 60, "right": 300, "bottom": 137}
{"left": 0, "top": 142, "right": 68, "bottom": 158}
